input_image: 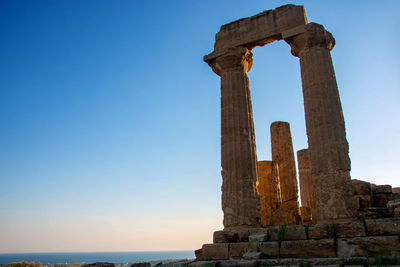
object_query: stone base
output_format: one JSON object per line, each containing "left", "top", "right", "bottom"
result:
{"left": 196, "top": 218, "right": 400, "bottom": 261}
{"left": 157, "top": 257, "right": 400, "bottom": 267}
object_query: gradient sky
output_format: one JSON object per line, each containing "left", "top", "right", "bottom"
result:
{"left": 0, "top": 0, "right": 399, "bottom": 253}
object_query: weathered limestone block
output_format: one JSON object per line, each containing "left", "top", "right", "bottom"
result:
{"left": 373, "top": 185, "right": 392, "bottom": 194}
{"left": 209, "top": 47, "right": 260, "bottom": 228}
{"left": 364, "top": 207, "right": 390, "bottom": 219}
{"left": 204, "top": 5, "right": 307, "bottom": 59}
{"left": 202, "top": 244, "right": 229, "bottom": 260}
{"left": 297, "top": 149, "right": 315, "bottom": 218}
{"left": 243, "top": 252, "right": 263, "bottom": 266}
{"left": 268, "top": 225, "right": 307, "bottom": 241}
{"left": 300, "top": 206, "right": 312, "bottom": 224}
{"left": 213, "top": 230, "right": 238, "bottom": 243}
{"left": 372, "top": 184, "right": 393, "bottom": 208}
{"left": 258, "top": 242, "right": 279, "bottom": 258}
{"left": 229, "top": 243, "right": 255, "bottom": 259}
{"left": 308, "top": 223, "right": 330, "bottom": 240}
{"left": 265, "top": 226, "right": 279, "bottom": 241}
{"left": 352, "top": 179, "right": 372, "bottom": 195}
{"left": 365, "top": 217, "right": 400, "bottom": 235}
{"left": 354, "top": 195, "right": 373, "bottom": 209}
{"left": 248, "top": 227, "right": 268, "bottom": 236}
{"left": 248, "top": 234, "right": 268, "bottom": 242}
{"left": 387, "top": 199, "right": 400, "bottom": 216}
{"left": 271, "top": 121, "right": 300, "bottom": 225}
{"left": 373, "top": 193, "right": 392, "bottom": 208}
{"left": 309, "top": 220, "right": 365, "bottom": 239}
{"left": 214, "top": 229, "right": 250, "bottom": 243}
{"left": 285, "top": 225, "right": 307, "bottom": 240}
{"left": 280, "top": 239, "right": 336, "bottom": 258}
{"left": 337, "top": 236, "right": 400, "bottom": 257}
{"left": 285, "top": 23, "right": 356, "bottom": 223}
{"left": 257, "top": 161, "right": 282, "bottom": 226}
{"left": 335, "top": 220, "right": 366, "bottom": 237}
{"left": 242, "top": 252, "right": 263, "bottom": 260}
{"left": 194, "top": 248, "right": 203, "bottom": 261}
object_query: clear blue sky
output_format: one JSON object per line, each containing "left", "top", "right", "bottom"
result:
{"left": 0, "top": 0, "right": 399, "bottom": 253}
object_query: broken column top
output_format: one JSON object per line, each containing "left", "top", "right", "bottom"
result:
{"left": 204, "top": 5, "right": 307, "bottom": 63}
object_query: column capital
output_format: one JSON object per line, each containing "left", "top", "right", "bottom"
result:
{"left": 206, "top": 47, "right": 253, "bottom": 76}
{"left": 285, "top": 23, "right": 335, "bottom": 58}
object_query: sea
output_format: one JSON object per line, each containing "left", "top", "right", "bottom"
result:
{"left": 0, "top": 251, "right": 195, "bottom": 265}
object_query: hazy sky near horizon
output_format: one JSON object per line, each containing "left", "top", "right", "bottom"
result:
{"left": 1, "top": 0, "right": 399, "bottom": 253}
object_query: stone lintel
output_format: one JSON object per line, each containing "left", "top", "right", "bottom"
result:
{"left": 281, "top": 24, "right": 306, "bottom": 39}
{"left": 204, "top": 5, "right": 307, "bottom": 63}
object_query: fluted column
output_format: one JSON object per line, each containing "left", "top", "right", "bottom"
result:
{"left": 207, "top": 47, "right": 260, "bottom": 228}
{"left": 271, "top": 121, "right": 300, "bottom": 225}
{"left": 297, "top": 149, "right": 315, "bottom": 219}
{"left": 286, "top": 23, "right": 356, "bottom": 222}
{"left": 257, "top": 161, "right": 282, "bottom": 226}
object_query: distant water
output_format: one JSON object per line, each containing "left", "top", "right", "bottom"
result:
{"left": 0, "top": 251, "right": 195, "bottom": 264}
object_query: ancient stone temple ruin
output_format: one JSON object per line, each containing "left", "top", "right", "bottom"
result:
{"left": 194, "top": 5, "right": 400, "bottom": 266}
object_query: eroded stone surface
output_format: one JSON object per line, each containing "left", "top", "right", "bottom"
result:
{"left": 300, "top": 206, "right": 312, "bottom": 224}
{"left": 258, "top": 242, "right": 279, "bottom": 258}
{"left": 257, "top": 161, "right": 282, "bottom": 226}
{"left": 298, "top": 148, "right": 315, "bottom": 221}
{"left": 204, "top": 5, "right": 307, "bottom": 61}
{"left": 214, "top": 230, "right": 238, "bottom": 243}
{"left": 285, "top": 24, "right": 356, "bottom": 223}
{"left": 214, "top": 229, "right": 250, "bottom": 243}
{"left": 267, "top": 225, "right": 307, "bottom": 241}
{"left": 354, "top": 195, "right": 373, "bottom": 209}
{"left": 229, "top": 243, "right": 254, "bottom": 259}
{"left": 212, "top": 47, "right": 260, "bottom": 228}
{"left": 337, "top": 236, "right": 400, "bottom": 257}
{"left": 248, "top": 234, "right": 268, "bottom": 242}
{"left": 242, "top": 252, "right": 263, "bottom": 260}
{"left": 387, "top": 199, "right": 400, "bottom": 217}
{"left": 373, "top": 185, "right": 392, "bottom": 194}
{"left": 271, "top": 122, "right": 300, "bottom": 225}
{"left": 202, "top": 243, "right": 229, "bottom": 260}
{"left": 373, "top": 192, "right": 392, "bottom": 208}
{"left": 352, "top": 179, "right": 372, "bottom": 196}
{"left": 365, "top": 217, "right": 400, "bottom": 235}
{"left": 280, "top": 239, "right": 336, "bottom": 258}
{"left": 308, "top": 223, "right": 330, "bottom": 240}
{"left": 335, "top": 220, "right": 366, "bottom": 237}
{"left": 308, "top": 220, "right": 365, "bottom": 239}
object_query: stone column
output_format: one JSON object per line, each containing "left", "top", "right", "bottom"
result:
{"left": 257, "top": 161, "right": 282, "bottom": 226}
{"left": 297, "top": 149, "right": 315, "bottom": 219}
{"left": 271, "top": 121, "right": 300, "bottom": 225}
{"left": 207, "top": 47, "right": 260, "bottom": 228}
{"left": 286, "top": 23, "right": 356, "bottom": 222}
